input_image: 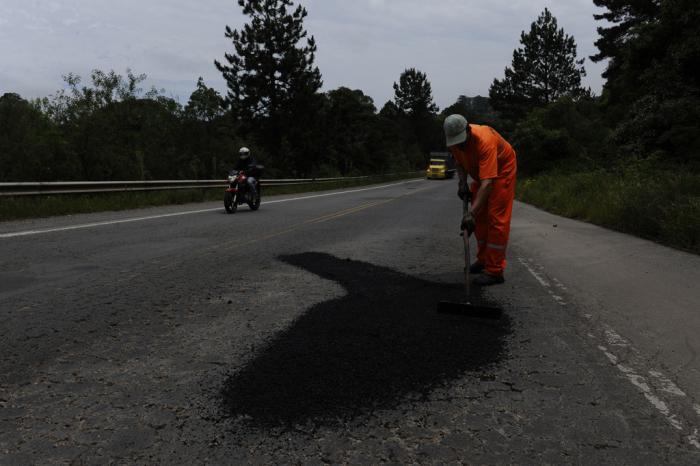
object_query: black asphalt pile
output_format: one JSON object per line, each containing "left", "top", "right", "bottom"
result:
{"left": 222, "top": 252, "right": 512, "bottom": 427}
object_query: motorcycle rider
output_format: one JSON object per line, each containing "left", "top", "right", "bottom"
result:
{"left": 233, "top": 147, "right": 258, "bottom": 197}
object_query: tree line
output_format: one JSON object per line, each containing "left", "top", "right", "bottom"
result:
{"left": 0, "top": 68, "right": 443, "bottom": 182}
{"left": 1, "top": 0, "right": 698, "bottom": 182}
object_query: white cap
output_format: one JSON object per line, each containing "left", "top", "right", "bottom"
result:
{"left": 444, "top": 114, "right": 469, "bottom": 147}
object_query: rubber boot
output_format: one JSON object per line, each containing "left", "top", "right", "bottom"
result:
{"left": 469, "top": 262, "right": 485, "bottom": 274}
{"left": 473, "top": 274, "right": 505, "bottom": 286}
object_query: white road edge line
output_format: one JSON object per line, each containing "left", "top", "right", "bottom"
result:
{"left": 519, "top": 255, "right": 700, "bottom": 450}
{"left": 598, "top": 331, "right": 700, "bottom": 447}
{"left": 649, "top": 370, "right": 687, "bottom": 397}
{"left": 599, "top": 345, "right": 684, "bottom": 431}
{"left": 517, "top": 258, "right": 566, "bottom": 305}
{"left": 689, "top": 429, "right": 700, "bottom": 449}
{"left": 0, "top": 179, "right": 424, "bottom": 239}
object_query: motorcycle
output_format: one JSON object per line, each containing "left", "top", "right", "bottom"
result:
{"left": 224, "top": 169, "right": 261, "bottom": 214}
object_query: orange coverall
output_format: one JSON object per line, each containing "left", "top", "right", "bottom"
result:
{"left": 449, "top": 124, "right": 517, "bottom": 277}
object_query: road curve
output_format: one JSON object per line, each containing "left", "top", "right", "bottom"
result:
{"left": 1, "top": 179, "right": 699, "bottom": 464}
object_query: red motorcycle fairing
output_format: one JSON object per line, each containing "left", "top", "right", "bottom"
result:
{"left": 226, "top": 171, "right": 247, "bottom": 193}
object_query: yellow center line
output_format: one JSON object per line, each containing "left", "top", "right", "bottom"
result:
{"left": 307, "top": 198, "right": 397, "bottom": 225}
{"left": 301, "top": 200, "right": 384, "bottom": 224}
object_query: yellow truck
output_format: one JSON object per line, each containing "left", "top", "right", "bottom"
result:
{"left": 426, "top": 152, "right": 456, "bottom": 179}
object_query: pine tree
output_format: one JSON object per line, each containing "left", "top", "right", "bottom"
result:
{"left": 393, "top": 68, "right": 438, "bottom": 117}
{"left": 489, "top": 8, "right": 586, "bottom": 121}
{"left": 590, "top": 0, "right": 660, "bottom": 80}
{"left": 392, "top": 68, "right": 440, "bottom": 154}
{"left": 591, "top": 0, "right": 700, "bottom": 162}
{"left": 215, "top": 0, "right": 322, "bottom": 171}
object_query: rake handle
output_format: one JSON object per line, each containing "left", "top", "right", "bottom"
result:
{"left": 462, "top": 196, "right": 471, "bottom": 297}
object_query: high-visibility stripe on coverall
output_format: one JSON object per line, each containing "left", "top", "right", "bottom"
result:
{"left": 471, "top": 174, "right": 516, "bottom": 276}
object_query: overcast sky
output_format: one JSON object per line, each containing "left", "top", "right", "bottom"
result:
{"left": 0, "top": 0, "right": 607, "bottom": 109}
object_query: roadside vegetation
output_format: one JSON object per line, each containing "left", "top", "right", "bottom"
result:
{"left": 518, "top": 167, "right": 700, "bottom": 254}
{"left": 1, "top": 0, "right": 698, "bottom": 252}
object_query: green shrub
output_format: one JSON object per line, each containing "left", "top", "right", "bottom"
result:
{"left": 511, "top": 97, "right": 610, "bottom": 175}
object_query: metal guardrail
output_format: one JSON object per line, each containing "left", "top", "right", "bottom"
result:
{"left": 0, "top": 173, "right": 420, "bottom": 197}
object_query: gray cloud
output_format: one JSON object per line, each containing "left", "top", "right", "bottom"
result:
{"left": 0, "top": 0, "right": 606, "bottom": 109}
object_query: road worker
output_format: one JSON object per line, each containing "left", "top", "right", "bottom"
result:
{"left": 443, "top": 115, "right": 517, "bottom": 286}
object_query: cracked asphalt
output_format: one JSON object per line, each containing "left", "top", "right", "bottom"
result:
{"left": 1, "top": 179, "right": 700, "bottom": 464}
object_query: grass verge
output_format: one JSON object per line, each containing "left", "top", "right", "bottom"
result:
{"left": 0, "top": 173, "right": 423, "bottom": 222}
{"left": 517, "top": 166, "right": 700, "bottom": 254}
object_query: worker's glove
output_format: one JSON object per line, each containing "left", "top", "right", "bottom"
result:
{"left": 461, "top": 211, "right": 476, "bottom": 235}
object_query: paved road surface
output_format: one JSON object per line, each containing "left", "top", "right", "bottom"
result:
{"left": 1, "top": 179, "right": 700, "bottom": 464}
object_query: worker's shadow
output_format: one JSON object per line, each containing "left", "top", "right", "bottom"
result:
{"left": 222, "top": 252, "right": 511, "bottom": 427}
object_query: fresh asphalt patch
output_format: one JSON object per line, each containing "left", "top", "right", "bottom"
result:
{"left": 222, "top": 252, "right": 512, "bottom": 427}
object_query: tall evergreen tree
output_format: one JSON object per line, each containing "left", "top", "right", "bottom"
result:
{"left": 215, "top": 0, "right": 322, "bottom": 171}
{"left": 392, "top": 68, "right": 440, "bottom": 154}
{"left": 490, "top": 8, "right": 587, "bottom": 121}
{"left": 393, "top": 68, "right": 438, "bottom": 116}
{"left": 591, "top": 0, "right": 700, "bottom": 162}
{"left": 590, "top": 1, "right": 660, "bottom": 82}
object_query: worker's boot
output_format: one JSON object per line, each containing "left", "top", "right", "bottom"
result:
{"left": 469, "top": 262, "right": 485, "bottom": 274}
{"left": 473, "top": 274, "right": 505, "bottom": 286}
